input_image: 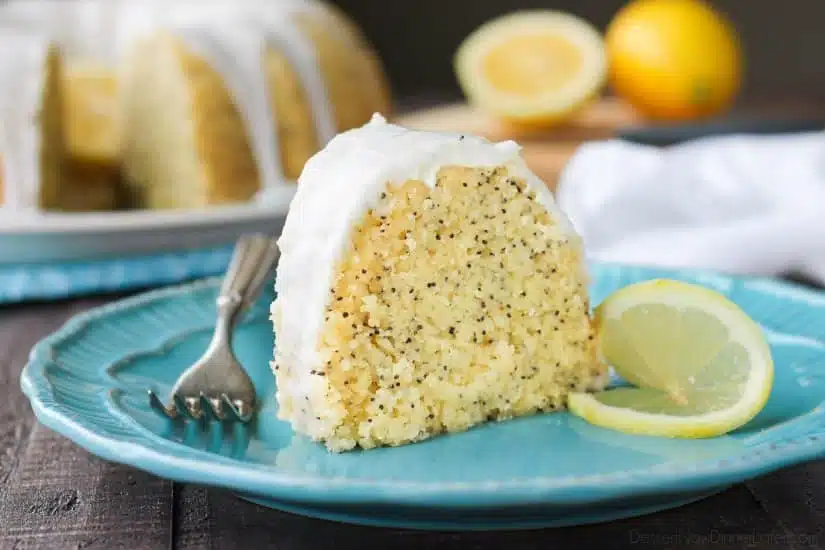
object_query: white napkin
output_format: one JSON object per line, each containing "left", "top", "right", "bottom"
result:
{"left": 554, "top": 131, "right": 825, "bottom": 284}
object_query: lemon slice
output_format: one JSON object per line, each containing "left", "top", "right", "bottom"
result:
{"left": 568, "top": 279, "right": 774, "bottom": 438}
{"left": 454, "top": 10, "right": 608, "bottom": 125}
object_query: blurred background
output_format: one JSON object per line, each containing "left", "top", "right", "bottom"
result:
{"left": 331, "top": 0, "right": 825, "bottom": 106}
{"left": 4, "top": 0, "right": 825, "bottom": 289}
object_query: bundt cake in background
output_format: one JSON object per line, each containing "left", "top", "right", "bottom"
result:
{"left": 0, "top": 0, "right": 391, "bottom": 213}
{"left": 272, "top": 114, "right": 608, "bottom": 452}
{"left": 119, "top": 1, "right": 390, "bottom": 209}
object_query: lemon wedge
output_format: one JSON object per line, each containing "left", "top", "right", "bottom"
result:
{"left": 568, "top": 279, "right": 774, "bottom": 438}
{"left": 454, "top": 10, "right": 608, "bottom": 126}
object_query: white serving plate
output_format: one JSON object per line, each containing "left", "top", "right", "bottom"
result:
{"left": 0, "top": 187, "right": 296, "bottom": 264}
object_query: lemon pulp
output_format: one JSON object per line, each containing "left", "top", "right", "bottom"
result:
{"left": 454, "top": 10, "right": 607, "bottom": 125}
{"left": 481, "top": 34, "right": 584, "bottom": 97}
{"left": 569, "top": 279, "right": 773, "bottom": 438}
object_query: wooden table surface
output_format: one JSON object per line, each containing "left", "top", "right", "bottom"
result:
{"left": 0, "top": 297, "right": 823, "bottom": 549}
{"left": 4, "top": 98, "right": 825, "bottom": 549}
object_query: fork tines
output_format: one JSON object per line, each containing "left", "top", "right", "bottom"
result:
{"left": 148, "top": 389, "right": 254, "bottom": 423}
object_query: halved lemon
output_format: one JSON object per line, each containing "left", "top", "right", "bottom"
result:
{"left": 568, "top": 279, "right": 774, "bottom": 438}
{"left": 454, "top": 10, "right": 608, "bottom": 126}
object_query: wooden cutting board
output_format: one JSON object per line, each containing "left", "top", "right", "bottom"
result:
{"left": 394, "top": 98, "right": 644, "bottom": 191}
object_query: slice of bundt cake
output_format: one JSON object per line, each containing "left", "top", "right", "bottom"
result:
{"left": 272, "top": 114, "right": 608, "bottom": 452}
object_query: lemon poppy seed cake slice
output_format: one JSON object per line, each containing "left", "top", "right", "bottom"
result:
{"left": 271, "top": 114, "right": 608, "bottom": 452}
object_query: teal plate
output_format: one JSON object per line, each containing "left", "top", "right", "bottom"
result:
{"left": 20, "top": 262, "right": 825, "bottom": 530}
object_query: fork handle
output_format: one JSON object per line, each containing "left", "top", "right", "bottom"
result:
{"left": 218, "top": 233, "right": 280, "bottom": 320}
{"left": 239, "top": 238, "right": 280, "bottom": 313}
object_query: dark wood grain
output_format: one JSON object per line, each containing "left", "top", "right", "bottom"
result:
{"left": 0, "top": 297, "right": 823, "bottom": 550}
{"left": 0, "top": 299, "right": 173, "bottom": 550}
{"left": 173, "top": 484, "right": 818, "bottom": 550}
{"left": 0, "top": 302, "right": 75, "bottom": 489}
{"left": 0, "top": 426, "right": 173, "bottom": 549}
{"left": 746, "top": 464, "right": 825, "bottom": 545}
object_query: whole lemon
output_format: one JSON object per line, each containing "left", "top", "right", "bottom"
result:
{"left": 605, "top": 0, "right": 742, "bottom": 121}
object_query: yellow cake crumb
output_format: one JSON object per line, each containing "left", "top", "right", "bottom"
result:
{"left": 273, "top": 165, "right": 608, "bottom": 452}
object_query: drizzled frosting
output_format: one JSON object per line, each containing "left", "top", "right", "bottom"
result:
{"left": 0, "top": 0, "right": 340, "bottom": 209}
{"left": 273, "top": 114, "right": 578, "bottom": 435}
{"left": 162, "top": 0, "right": 336, "bottom": 198}
{"left": 174, "top": 26, "right": 285, "bottom": 191}
{"left": 251, "top": 12, "right": 337, "bottom": 147}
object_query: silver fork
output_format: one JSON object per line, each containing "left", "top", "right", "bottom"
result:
{"left": 148, "top": 233, "right": 280, "bottom": 423}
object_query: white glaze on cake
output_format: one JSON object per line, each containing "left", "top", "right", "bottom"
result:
{"left": 0, "top": 29, "right": 53, "bottom": 211}
{"left": 173, "top": 25, "right": 285, "bottom": 190}
{"left": 272, "top": 114, "right": 580, "bottom": 435}
{"left": 164, "top": 0, "right": 337, "bottom": 197}
{"left": 251, "top": 12, "right": 337, "bottom": 146}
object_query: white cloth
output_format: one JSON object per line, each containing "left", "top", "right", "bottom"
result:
{"left": 554, "top": 131, "right": 825, "bottom": 283}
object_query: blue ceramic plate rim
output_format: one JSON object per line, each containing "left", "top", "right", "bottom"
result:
{"left": 20, "top": 263, "right": 825, "bottom": 508}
